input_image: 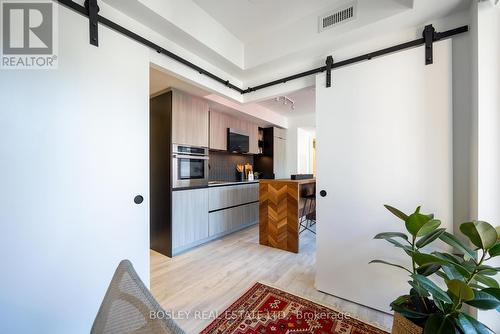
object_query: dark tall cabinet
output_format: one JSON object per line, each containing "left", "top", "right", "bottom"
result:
{"left": 150, "top": 91, "right": 173, "bottom": 257}
{"left": 253, "top": 127, "right": 277, "bottom": 179}
{"left": 254, "top": 127, "right": 287, "bottom": 179}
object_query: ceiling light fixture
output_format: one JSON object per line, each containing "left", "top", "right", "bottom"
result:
{"left": 274, "top": 96, "right": 295, "bottom": 112}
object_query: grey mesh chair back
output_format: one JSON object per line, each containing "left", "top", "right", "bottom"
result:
{"left": 91, "top": 259, "right": 185, "bottom": 334}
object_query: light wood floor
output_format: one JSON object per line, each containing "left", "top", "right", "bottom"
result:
{"left": 150, "top": 225, "right": 392, "bottom": 333}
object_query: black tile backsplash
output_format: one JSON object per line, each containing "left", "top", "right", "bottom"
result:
{"left": 209, "top": 151, "right": 254, "bottom": 181}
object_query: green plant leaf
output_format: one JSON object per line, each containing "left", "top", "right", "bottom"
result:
{"left": 391, "top": 295, "right": 429, "bottom": 318}
{"left": 470, "top": 283, "right": 486, "bottom": 290}
{"left": 489, "top": 242, "right": 500, "bottom": 257}
{"left": 416, "top": 228, "right": 446, "bottom": 248}
{"left": 460, "top": 221, "right": 498, "bottom": 250}
{"left": 456, "top": 313, "right": 493, "bottom": 334}
{"left": 434, "top": 252, "right": 465, "bottom": 265}
{"left": 405, "top": 209, "right": 439, "bottom": 237}
{"left": 418, "top": 219, "right": 441, "bottom": 237}
{"left": 408, "top": 281, "right": 430, "bottom": 297}
{"left": 465, "top": 290, "right": 500, "bottom": 310}
{"left": 446, "top": 279, "right": 474, "bottom": 301}
{"left": 436, "top": 271, "right": 450, "bottom": 282}
{"left": 417, "top": 263, "right": 441, "bottom": 276}
{"left": 424, "top": 314, "right": 455, "bottom": 334}
{"left": 384, "top": 238, "right": 414, "bottom": 253}
{"left": 392, "top": 294, "right": 410, "bottom": 306}
{"left": 439, "top": 232, "right": 477, "bottom": 259}
{"left": 496, "top": 226, "right": 500, "bottom": 241}
{"left": 409, "top": 294, "right": 430, "bottom": 314}
{"left": 475, "top": 274, "right": 500, "bottom": 289}
{"left": 391, "top": 301, "right": 429, "bottom": 319}
{"left": 477, "top": 265, "right": 500, "bottom": 276}
{"left": 374, "top": 232, "right": 409, "bottom": 241}
{"left": 411, "top": 274, "right": 453, "bottom": 304}
{"left": 482, "top": 288, "right": 500, "bottom": 300}
{"left": 369, "top": 260, "right": 412, "bottom": 273}
{"left": 384, "top": 204, "right": 409, "bottom": 221}
{"left": 441, "top": 265, "right": 465, "bottom": 280}
{"left": 414, "top": 253, "right": 471, "bottom": 278}
{"left": 414, "top": 253, "right": 445, "bottom": 265}
{"left": 433, "top": 297, "right": 445, "bottom": 312}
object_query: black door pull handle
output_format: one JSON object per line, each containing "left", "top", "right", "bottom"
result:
{"left": 134, "top": 195, "right": 144, "bottom": 204}
{"left": 320, "top": 190, "right": 327, "bottom": 197}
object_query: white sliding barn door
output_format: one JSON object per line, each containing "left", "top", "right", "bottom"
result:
{"left": 315, "top": 40, "right": 453, "bottom": 313}
{"left": 0, "top": 8, "right": 150, "bottom": 332}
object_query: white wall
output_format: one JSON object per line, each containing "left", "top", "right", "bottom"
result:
{"left": 297, "top": 128, "right": 315, "bottom": 174}
{"left": 451, "top": 12, "right": 474, "bottom": 236}
{"left": 315, "top": 41, "right": 453, "bottom": 312}
{"left": 285, "top": 113, "right": 316, "bottom": 176}
{"left": 0, "top": 6, "right": 150, "bottom": 334}
{"left": 475, "top": 2, "right": 500, "bottom": 331}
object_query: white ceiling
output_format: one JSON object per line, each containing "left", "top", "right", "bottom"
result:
{"left": 192, "top": 0, "right": 345, "bottom": 43}
{"left": 105, "top": 0, "right": 469, "bottom": 76}
{"left": 106, "top": 0, "right": 470, "bottom": 107}
{"left": 150, "top": 67, "right": 284, "bottom": 126}
{"left": 258, "top": 87, "right": 316, "bottom": 116}
{"left": 150, "top": 67, "right": 210, "bottom": 97}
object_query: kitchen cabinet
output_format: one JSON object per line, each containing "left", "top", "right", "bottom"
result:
{"left": 209, "top": 109, "right": 228, "bottom": 150}
{"left": 209, "top": 203, "right": 258, "bottom": 236}
{"left": 208, "top": 183, "right": 259, "bottom": 237}
{"left": 248, "top": 122, "right": 259, "bottom": 154}
{"left": 254, "top": 127, "right": 287, "bottom": 179}
{"left": 172, "top": 89, "right": 209, "bottom": 147}
{"left": 209, "top": 183, "right": 259, "bottom": 211}
{"left": 209, "top": 109, "right": 259, "bottom": 154}
{"left": 150, "top": 91, "right": 173, "bottom": 257}
{"left": 172, "top": 188, "right": 209, "bottom": 252}
{"left": 273, "top": 128, "right": 287, "bottom": 179}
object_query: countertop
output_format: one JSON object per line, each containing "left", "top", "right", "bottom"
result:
{"left": 208, "top": 180, "right": 259, "bottom": 188}
{"left": 259, "top": 178, "right": 316, "bottom": 185}
{"left": 173, "top": 180, "right": 259, "bottom": 191}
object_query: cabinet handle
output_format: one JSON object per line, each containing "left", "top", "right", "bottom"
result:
{"left": 134, "top": 195, "right": 144, "bottom": 204}
{"left": 320, "top": 190, "right": 327, "bottom": 197}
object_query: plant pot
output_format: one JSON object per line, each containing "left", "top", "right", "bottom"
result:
{"left": 392, "top": 312, "right": 423, "bottom": 334}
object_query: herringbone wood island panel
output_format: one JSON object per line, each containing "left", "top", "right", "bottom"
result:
{"left": 259, "top": 179, "right": 315, "bottom": 253}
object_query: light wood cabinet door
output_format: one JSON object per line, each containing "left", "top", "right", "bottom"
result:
{"left": 209, "top": 183, "right": 259, "bottom": 211}
{"left": 273, "top": 136, "right": 287, "bottom": 179}
{"left": 210, "top": 109, "right": 259, "bottom": 153}
{"left": 172, "top": 90, "right": 209, "bottom": 147}
{"left": 172, "top": 188, "right": 209, "bottom": 250}
{"left": 209, "top": 202, "right": 259, "bottom": 237}
{"left": 248, "top": 122, "right": 259, "bottom": 154}
{"left": 209, "top": 110, "right": 228, "bottom": 150}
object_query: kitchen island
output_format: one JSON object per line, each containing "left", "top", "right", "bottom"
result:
{"left": 259, "top": 178, "right": 316, "bottom": 253}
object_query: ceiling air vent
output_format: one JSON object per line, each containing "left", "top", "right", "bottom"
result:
{"left": 319, "top": 2, "right": 356, "bottom": 32}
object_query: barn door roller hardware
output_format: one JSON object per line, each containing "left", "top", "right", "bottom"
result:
{"left": 423, "top": 24, "right": 436, "bottom": 65}
{"left": 84, "top": 0, "right": 99, "bottom": 46}
{"left": 243, "top": 24, "right": 466, "bottom": 91}
{"left": 325, "top": 56, "right": 333, "bottom": 88}
{"left": 55, "top": 1, "right": 467, "bottom": 94}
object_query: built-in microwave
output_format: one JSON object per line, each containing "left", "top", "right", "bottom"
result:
{"left": 227, "top": 128, "right": 249, "bottom": 153}
{"left": 172, "top": 144, "right": 209, "bottom": 189}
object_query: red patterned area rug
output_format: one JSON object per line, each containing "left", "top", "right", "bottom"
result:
{"left": 200, "top": 282, "right": 388, "bottom": 334}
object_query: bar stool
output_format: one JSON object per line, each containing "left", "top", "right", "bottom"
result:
{"left": 299, "top": 193, "right": 316, "bottom": 235}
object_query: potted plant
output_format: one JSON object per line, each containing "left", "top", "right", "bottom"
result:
{"left": 370, "top": 205, "right": 500, "bottom": 334}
